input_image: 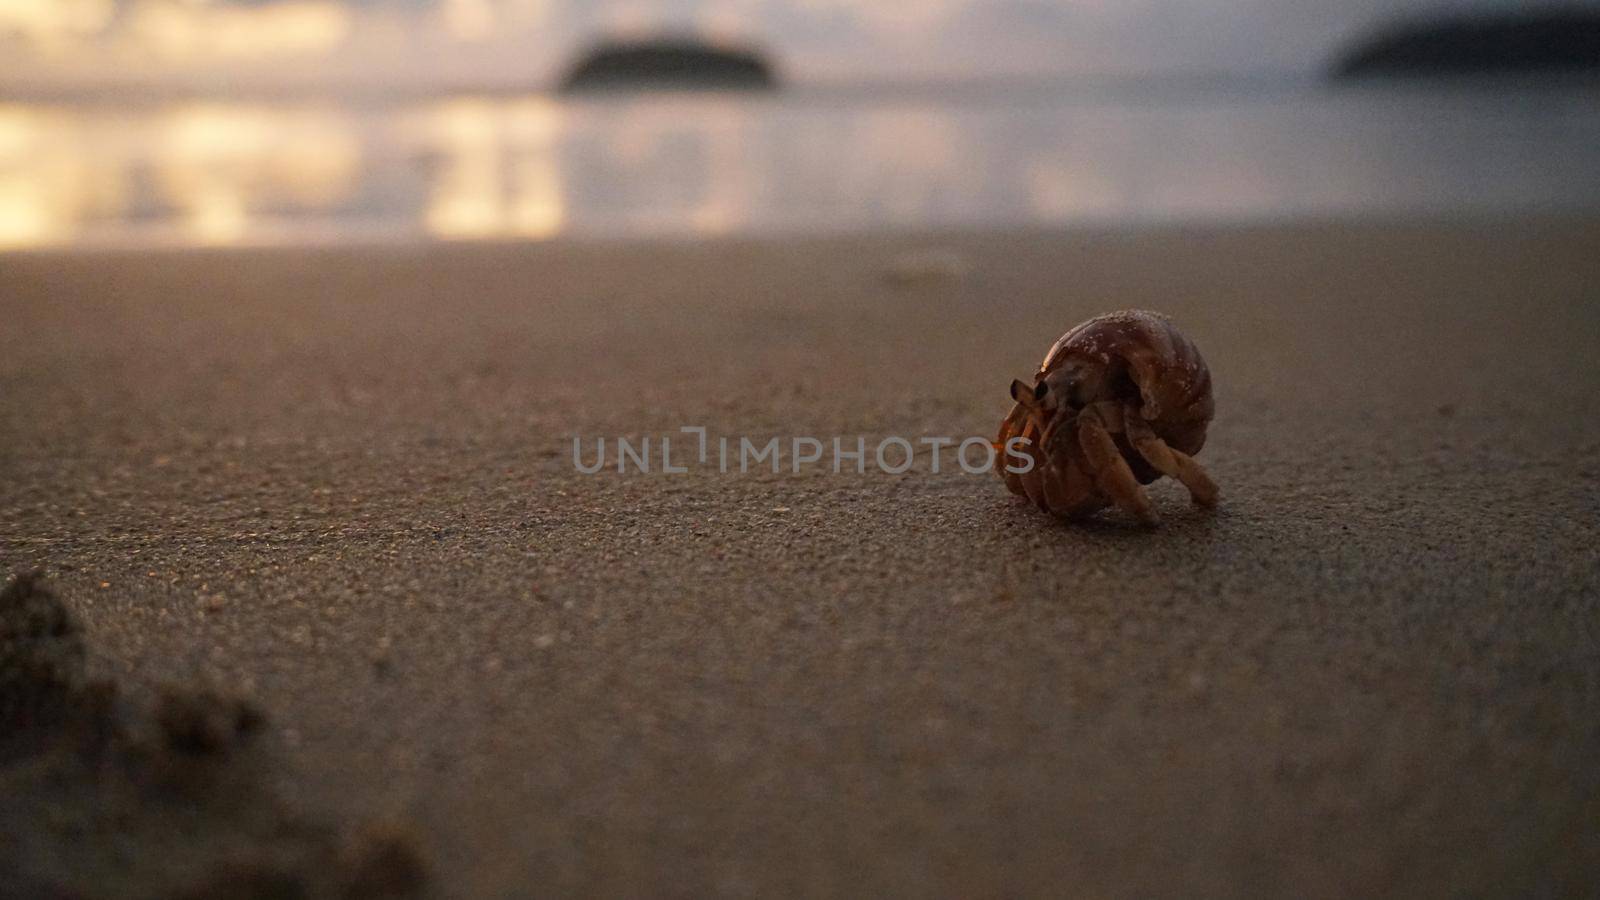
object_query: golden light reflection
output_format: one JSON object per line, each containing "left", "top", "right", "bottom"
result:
{"left": 0, "top": 0, "right": 113, "bottom": 49}
{"left": 126, "top": 0, "right": 350, "bottom": 61}
{"left": 423, "top": 98, "right": 566, "bottom": 240}
{"left": 157, "top": 104, "right": 360, "bottom": 245}
{"left": 424, "top": 101, "right": 504, "bottom": 238}
{"left": 0, "top": 95, "right": 1122, "bottom": 250}
{"left": 0, "top": 106, "right": 122, "bottom": 248}
{"left": 441, "top": 0, "right": 495, "bottom": 41}
{"left": 505, "top": 100, "right": 566, "bottom": 238}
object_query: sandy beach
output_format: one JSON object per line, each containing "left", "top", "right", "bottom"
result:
{"left": 3, "top": 216, "right": 1599, "bottom": 896}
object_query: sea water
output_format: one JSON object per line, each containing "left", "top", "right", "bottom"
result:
{"left": 4, "top": 78, "right": 1599, "bottom": 250}
{"left": 3, "top": 0, "right": 1599, "bottom": 249}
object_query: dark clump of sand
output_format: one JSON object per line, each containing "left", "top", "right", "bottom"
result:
{"left": 0, "top": 571, "right": 429, "bottom": 900}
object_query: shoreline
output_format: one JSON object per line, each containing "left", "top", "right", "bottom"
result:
{"left": 8, "top": 206, "right": 1600, "bottom": 258}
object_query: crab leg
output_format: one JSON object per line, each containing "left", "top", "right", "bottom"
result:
{"left": 1018, "top": 458, "right": 1050, "bottom": 511}
{"left": 1077, "top": 408, "right": 1158, "bottom": 526}
{"left": 1040, "top": 449, "right": 1100, "bottom": 519}
{"left": 1123, "top": 404, "right": 1219, "bottom": 507}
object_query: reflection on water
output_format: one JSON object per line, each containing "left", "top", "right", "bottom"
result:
{"left": 420, "top": 99, "right": 566, "bottom": 239}
{"left": 0, "top": 106, "right": 113, "bottom": 246}
{"left": 0, "top": 101, "right": 363, "bottom": 247}
{"left": 160, "top": 105, "right": 360, "bottom": 243}
{"left": 3, "top": 84, "right": 1600, "bottom": 250}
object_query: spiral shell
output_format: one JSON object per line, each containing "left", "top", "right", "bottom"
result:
{"left": 997, "top": 310, "right": 1215, "bottom": 517}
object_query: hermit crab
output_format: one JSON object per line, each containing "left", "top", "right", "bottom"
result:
{"left": 995, "top": 310, "right": 1218, "bottom": 525}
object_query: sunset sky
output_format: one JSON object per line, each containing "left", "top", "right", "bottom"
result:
{"left": 4, "top": 0, "right": 1587, "bottom": 90}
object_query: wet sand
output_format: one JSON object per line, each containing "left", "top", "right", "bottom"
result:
{"left": 2, "top": 217, "right": 1599, "bottom": 896}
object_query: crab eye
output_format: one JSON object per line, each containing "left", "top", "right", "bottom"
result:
{"left": 1033, "top": 382, "right": 1049, "bottom": 401}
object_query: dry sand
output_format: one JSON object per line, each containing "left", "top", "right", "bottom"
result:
{"left": 2, "top": 217, "right": 1599, "bottom": 896}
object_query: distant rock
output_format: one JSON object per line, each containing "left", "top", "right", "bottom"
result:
{"left": 559, "top": 37, "right": 778, "bottom": 93}
{"left": 1333, "top": 10, "right": 1600, "bottom": 78}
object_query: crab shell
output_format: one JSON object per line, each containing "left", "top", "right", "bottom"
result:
{"left": 995, "top": 310, "right": 1213, "bottom": 515}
